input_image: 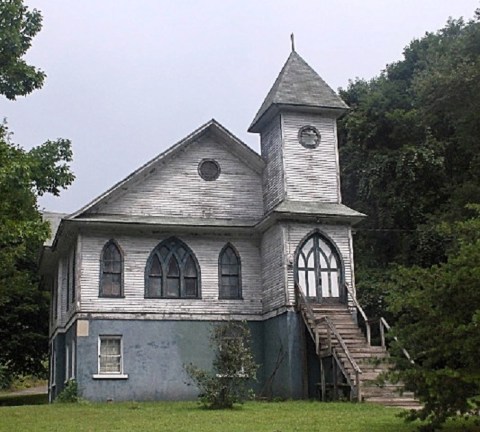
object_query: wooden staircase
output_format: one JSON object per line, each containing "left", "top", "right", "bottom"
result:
{"left": 295, "top": 285, "right": 420, "bottom": 409}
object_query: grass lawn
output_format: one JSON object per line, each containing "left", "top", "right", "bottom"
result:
{"left": 0, "top": 399, "right": 478, "bottom": 432}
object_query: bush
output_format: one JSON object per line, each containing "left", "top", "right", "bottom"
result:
{"left": 55, "top": 380, "right": 78, "bottom": 403}
{"left": 185, "top": 321, "right": 258, "bottom": 409}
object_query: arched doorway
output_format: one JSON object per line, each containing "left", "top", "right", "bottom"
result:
{"left": 295, "top": 231, "right": 345, "bottom": 303}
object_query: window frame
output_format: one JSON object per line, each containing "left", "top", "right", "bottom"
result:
{"left": 50, "top": 344, "right": 56, "bottom": 387}
{"left": 294, "top": 229, "right": 345, "bottom": 303}
{"left": 99, "top": 240, "right": 124, "bottom": 298}
{"left": 93, "top": 335, "right": 128, "bottom": 380}
{"left": 218, "top": 243, "right": 242, "bottom": 300}
{"left": 145, "top": 237, "right": 201, "bottom": 299}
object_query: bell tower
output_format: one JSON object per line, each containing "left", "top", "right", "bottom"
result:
{"left": 248, "top": 49, "right": 349, "bottom": 214}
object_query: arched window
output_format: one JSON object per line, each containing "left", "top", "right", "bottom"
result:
{"left": 295, "top": 231, "right": 344, "bottom": 303}
{"left": 100, "top": 240, "right": 123, "bottom": 297}
{"left": 145, "top": 237, "right": 200, "bottom": 298}
{"left": 218, "top": 244, "right": 242, "bottom": 299}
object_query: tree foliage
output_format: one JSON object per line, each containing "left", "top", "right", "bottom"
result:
{"left": 0, "top": 0, "right": 45, "bottom": 99}
{"left": 386, "top": 211, "right": 480, "bottom": 430}
{"left": 0, "top": 0, "right": 74, "bottom": 379}
{"left": 340, "top": 11, "right": 480, "bottom": 271}
{"left": 185, "top": 321, "right": 258, "bottom": 409}
{"left": 0, "top": 123, "right": 73, "bottom": 378}
{"left": 338, "top": 10, "right": 480, "bottom": 429}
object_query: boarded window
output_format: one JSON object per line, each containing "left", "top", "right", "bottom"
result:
{"left": 219, "top": 244, "right": 242, "bottom": 299}
{"left": 145, "top": 237, "right": 200, "bottom": 298}
{"left": 100, "top": 241, "right": 123, "bottom": 297}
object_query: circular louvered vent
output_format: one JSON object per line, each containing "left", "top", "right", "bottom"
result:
{"left": 198, "top": 159, "right": 221, "bottom": 181}
{"left": 298, "top": 125, "right": 321, "bottom": 148}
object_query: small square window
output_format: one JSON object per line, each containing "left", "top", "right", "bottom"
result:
{"left": 99, "top": 336, "right": 122, "bottom": 374}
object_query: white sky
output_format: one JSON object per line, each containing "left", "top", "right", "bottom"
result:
{"left": 1, "top": 0, "right": 479, "bottom": 213}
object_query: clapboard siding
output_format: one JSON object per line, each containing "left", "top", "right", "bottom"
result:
{"left": 261, "top": 224, "right": 286, "bottom": 313}
{"left": 284, "top": 223, "right": 354, "bottom": 305}
{"left": 90, "top": 135, "right": 263, "bottom": 220}
{"left": 260, "top": 115, "right": 285, "bottom": 213}
{"left": 53, "top": 243, "right": 77, "bottom": 330}
{"left": 79, "top": 232, "right": 262, "bottom": 316}
{"left": 282, "top": 112, "right": 340, "bottom": 203}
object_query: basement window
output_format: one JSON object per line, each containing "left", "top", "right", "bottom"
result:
{"left": 93, "top": 336, "right": 128, "bottom": 379}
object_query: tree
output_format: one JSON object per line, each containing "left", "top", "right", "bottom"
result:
{"left": 338, "top": 10, "right": 480, "bottom": 313}
{"left": 185, "top": 321, "right": 258, "bottom": 409}
{"left": 338, "top": 10, "right": 480, "bottom": 429}
{"left": 386, "top": 210, "right": 480, "bottom": 430}
{"left": 0, "top": 0, "right": 45, "bottom": 99}
{"left": 0, "top": 0, "right": 74, "bottom": 382}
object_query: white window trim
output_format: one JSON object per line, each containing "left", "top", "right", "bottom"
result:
{"left": 71, "top": 341, "right": 76, "bottom": 379}
{"left": 64, "top": 345, "right": 70, "bottom": 383}
{"left": 51, "top": 345, "right": 56, "bottom": 387}
{"left": 93, "top": 335, "right": 128, "bottom": 380}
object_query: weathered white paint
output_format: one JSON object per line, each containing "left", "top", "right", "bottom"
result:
{"left": 260, "top": 224, "right": 286, "bottom": 314}
{"left": 53, "top": 243, "right": 79, "bottom": 330}
{"left": 282, "top": 111, "right": 341, "bottom": 203}
{"left": 78, "top": 231, "right": 263, "bottom": 316}
{"left": 89, "top": 135, "right": 264, "bottom": 221}
{"left": 260, "top": 114, "right": 285, "bottom": 213}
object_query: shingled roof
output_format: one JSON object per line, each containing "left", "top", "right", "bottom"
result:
{"left": 249, "top": 50, "right": 348, "bottom": 132}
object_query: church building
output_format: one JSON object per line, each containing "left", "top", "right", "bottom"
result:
{"left": 41, "top": 48, "right": 409, "bottom": 405}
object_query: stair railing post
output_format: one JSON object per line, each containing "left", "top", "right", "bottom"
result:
{"left": 380, "top": 319, "right": 385, "bottom": 348}
{"left": 356, "top": 370, "right": 361, "bottom": 402}
{"left": 366, "top": 322, "right": 372, "bottom": 346}
{"left": 327, "top": 327, "right": 331, "bottom": 354}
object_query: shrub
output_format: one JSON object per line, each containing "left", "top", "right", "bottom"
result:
{"left": 185, "top": 321, "right": 258, "bottom": 409}
{"left": 55, "top": 380, "right": 78, "bottom": 403}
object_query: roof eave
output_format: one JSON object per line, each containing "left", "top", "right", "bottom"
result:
{"left": 248, "top": 103, "right": 349, "bottom": 133}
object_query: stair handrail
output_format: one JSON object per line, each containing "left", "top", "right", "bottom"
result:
{"left": 316, "top": 316, "right": 362, "bottom": 375}
{"left": 345, "top": 284, "right": 414, "bottom": 363}
{"left": 318, "top": 317, "right": 363, "bottom": 402}
{"left": 345, "top": 283, "right": 372, "bottom": 345}
{"left": 379, "top": 317, "right": 414, "bottom": 364}
{"left": 295, "top": 284, "right": 363, "bottom": 401}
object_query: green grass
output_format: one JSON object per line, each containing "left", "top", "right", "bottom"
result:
{"left": 0, "top": 400, "right": 478, "bottom": 432}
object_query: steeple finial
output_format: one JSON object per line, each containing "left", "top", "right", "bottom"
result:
{"left": 290, "top": 33, "right": 295, "bottom": 52}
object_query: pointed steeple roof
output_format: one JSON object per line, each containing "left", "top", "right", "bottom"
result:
{"left": 249, "top": 50, "right": 348, "bottom": 132}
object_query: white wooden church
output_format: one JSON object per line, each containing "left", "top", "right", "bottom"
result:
{"left": 41, "top": 48, "right": 416, "bottom": 406}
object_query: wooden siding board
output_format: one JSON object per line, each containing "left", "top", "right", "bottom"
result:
{"left": 90, "top": 136, "right": 263, "bottom": 221}
{"left": 260, "top": 115, "right": 285, "bottom": 213}
{"left": 261, "top": 224, "right": 286, "bottom": 314}
{"left": 282, "top": 112, "right": 340, "bottom": 203}
{"left": 79, "top": 232, "right": 263, "bottom": 316}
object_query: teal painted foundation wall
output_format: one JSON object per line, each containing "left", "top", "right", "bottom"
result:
{"left": 53, "top": 311, "right": 308, "bottom": 402}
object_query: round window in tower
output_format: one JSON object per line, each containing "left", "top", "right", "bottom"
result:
{"left": 198, "top": 159, "right": 221, "bottom": 181}
{"left": 298, "top": 125, "right": 321, "bottom": 149}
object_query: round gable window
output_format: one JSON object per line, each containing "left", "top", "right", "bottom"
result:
{"left": 198, "top": 159, "right": 221, "bottom": 181}
{"left": 298, "top": 125, "right": 321, "bottom": 149}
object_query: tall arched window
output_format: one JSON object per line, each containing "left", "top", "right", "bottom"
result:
{"left": 295, "top": 231, "right": 344, "bottom": 303}
{"left": 218, "top": 243, "right": 242, "bottom": 299}
{"left": 100, "top": 240, "right": 123, "bottom": 297}
{"left": 145, "top": 237, "right": 200, "bottom": 298}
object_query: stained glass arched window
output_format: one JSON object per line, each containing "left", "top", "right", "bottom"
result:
{"left": 145, "top": 237, "right": 200, "bottom": 298}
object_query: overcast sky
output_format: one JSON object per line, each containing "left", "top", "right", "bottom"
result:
{"left": 2, "top": 0, "right": 479, "bottom": 213}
